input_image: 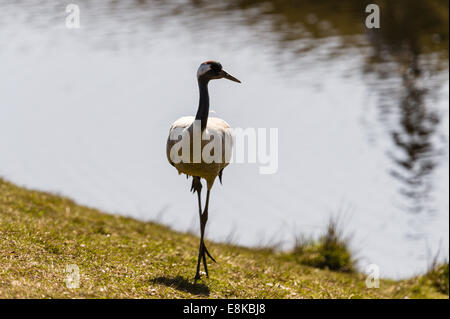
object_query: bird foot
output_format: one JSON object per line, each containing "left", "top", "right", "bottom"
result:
{"left": 194, "top": 270, "right": 207, "bottom": 281}
{"left": 194, "top": 243, "right": 216, "bottom": 281}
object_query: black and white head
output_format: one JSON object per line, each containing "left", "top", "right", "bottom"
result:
{"left": 197, "top": 61, "right": 241, "bottom": 83}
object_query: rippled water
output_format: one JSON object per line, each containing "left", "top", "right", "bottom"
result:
{"left": 0, "top": 0, "right": 448, "bottom": 278}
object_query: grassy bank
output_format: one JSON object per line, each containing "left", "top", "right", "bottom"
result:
{"left": 0, "top": 178, "right": 447, "bottom": 299}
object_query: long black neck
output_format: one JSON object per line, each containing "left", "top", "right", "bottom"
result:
{"left": 195, "top": 79, "right": 210, "bottom": 131}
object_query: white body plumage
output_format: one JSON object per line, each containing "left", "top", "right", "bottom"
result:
{"left": 166, "top": 116, "right": 233, "bottom": 189}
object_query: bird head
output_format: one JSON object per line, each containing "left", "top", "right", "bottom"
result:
{"left": 197, "top": 61, "right": 241, "bottom": 83}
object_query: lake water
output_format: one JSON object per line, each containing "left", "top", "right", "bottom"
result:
{"left": 0, "top": 0, "right": 448, "bottom": 279}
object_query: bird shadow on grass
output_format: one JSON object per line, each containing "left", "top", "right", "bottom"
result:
{"left": 151, "top": 276, "right": 210, "bottom": 296}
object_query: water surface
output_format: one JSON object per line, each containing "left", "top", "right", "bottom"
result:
{"left": 0, "top": 0, "right": 448, "bottom": 278}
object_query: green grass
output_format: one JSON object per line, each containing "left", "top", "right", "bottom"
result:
{"left": 289, "top": 217, "right": 355, "bottom": 273}
{"left": 422, "top": 263, "right": 449, "bottom": 295}
{"left": 0, "top": 178, "right": 447, "bottom": 299}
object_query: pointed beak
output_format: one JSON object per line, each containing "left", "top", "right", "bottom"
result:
{"left": 220, "top": 70, "right": 241, "bottom": 83}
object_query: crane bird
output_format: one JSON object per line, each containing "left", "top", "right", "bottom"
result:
{"left": 166, "top": 61, "right": 241, "bottom": 280}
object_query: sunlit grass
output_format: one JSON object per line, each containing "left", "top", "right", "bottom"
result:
{"left": 421, "top": 262, "right": 449, "bottom": 295}
{"left": 290, "top": 217, "right": 355, "bottom": 273}
{"left": 0, "top": 178, "right": 446, "bottom": 299}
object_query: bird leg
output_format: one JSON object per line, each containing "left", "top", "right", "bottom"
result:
{"left": 193, "top": 177, "right": 203, "bottom": 281}
{"left": 201, "top": 190, "right": 211, "bottom": 277}
{"left": 194, "top": 189, "right": 216, "bottom": 281}
{"left": 202, "top": 189, "right": 216, "bottom": 260}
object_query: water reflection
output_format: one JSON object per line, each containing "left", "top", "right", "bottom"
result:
{"left": 362, "top": 0, "right": 448, "bottom": 215}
